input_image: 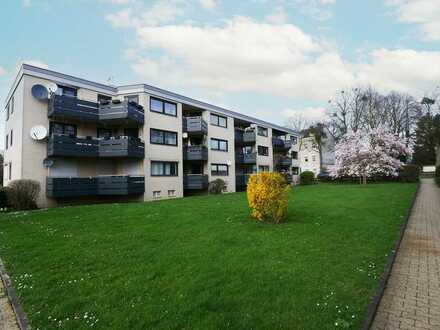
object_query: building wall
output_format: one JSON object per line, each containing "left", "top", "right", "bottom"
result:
{"left": 256, "top": 126, "right": 273, "bottom": 171}
{"left": 141, "top": 93, "right": 184, "bottom": 200}
{"left": 3, "top": 78, "right": 25, "bottom": 186}
{"left": 299, "top": 136, "right": 321, "bottom": 176}
{"left": 204, "top": 111, "right": 236, "bottom": 193}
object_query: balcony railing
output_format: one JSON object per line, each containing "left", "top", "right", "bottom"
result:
{"left": 183, "top": 145, "right": 208, "bottom": 161}
{"left": 46, "top": 175, "right": 145, "bottom": 198}
{"left": 183, "top": 174, "right": 209, "bottom": 190}
{"left": 183, "top": 117, "right": 208, "bottom": 136}
{"left": 272, "top": 137, "right": 293, "bottom": 150}
{"left": 235, "top": 152, "right": 257, "bottom": 164}
{"left": 235, "top": 130, "right": 256, "bottom": 144}
{"left": 47, "top": 135, "right": 145, "bottom": 158}
{"left": 276, "top": 156, "right": 293, "bottom": 167}
{"left": 236, "top": 174, "right": 251, "bottom": 187}
{"left": 48, "top": 95, "right": 144, "bottom": 126}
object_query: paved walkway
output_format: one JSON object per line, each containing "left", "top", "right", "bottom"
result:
{"left": 372, "top": 179, "right": 440, "bottom": 330}
{"left": 0, "top": 278, "right": 18, "bottom": 330}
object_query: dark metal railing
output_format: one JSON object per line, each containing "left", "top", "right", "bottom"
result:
{"left": 46, "top": 175, "right": 145, "bottom": 198}
{"left": 183, "top": 117, "right": 208, "bottom": 135}
{"left": 235, "top": 130, "right": 256, "bottom": 144}
{"left": 235, "top": 152, "right": 257, "bottom": 164}
{"left": 183, "top": 174, "right": 209, "bottom": 190}
{"left": 183, "top": 145, "right": 208, "bottom": 161}
{"left": 47, "top": 135, "right": 145, "bottom": 158}
{"left": 272, "top": 137, "right": 293, "bottom": 150}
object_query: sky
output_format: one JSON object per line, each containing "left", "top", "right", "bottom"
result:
{"left": 1, "top": 0, "right": 440, "bottom": 136}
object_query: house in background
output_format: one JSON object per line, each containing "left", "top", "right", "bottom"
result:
{"left": 299, "top": 130, "right": 335, "bottom": 176}
{"left": 3, "top": 64, "right": 300, "bottom": 208}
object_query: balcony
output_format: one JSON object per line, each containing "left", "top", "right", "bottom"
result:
{"left": 236, "top": 174, "right": 251, "bottom": 187}
{"left": 48, "top": 95, "right": 144, "bottom": 126}
{"left": 272, "top": 137, "right": 293, "bottom": 150}
{"left": 235, "top": 130, "right": 256, "bottom": 144}
{"left": 183, "top": 174, "right": 209, "bottom": 190}
{"left": 183, "top": 117, "right": 208, "bottom": 136}
{"left": 183, "top": 145, "right": 208, "bottom": 161}
{"left": 235, "top": 152, "right": 257, "bottom": 164}
{"left": 276, "top": 156, "right": 293, "bottom": 167}
{"left": 47, "top": 135, "right": 145, "bottom": 158}
{"left": 46, "top": 175, "right": 145, "bottom": 198}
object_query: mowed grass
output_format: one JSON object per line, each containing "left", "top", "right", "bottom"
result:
{"left": 0, "top": 183, "right": 416, "bottom": 329}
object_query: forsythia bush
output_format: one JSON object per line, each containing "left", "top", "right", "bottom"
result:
{"left": 247, "top": 172, "right": 290, "bottom": 224}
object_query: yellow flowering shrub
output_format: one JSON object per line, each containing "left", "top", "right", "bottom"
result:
{"left": 246, "top": 172, "right": 291, "bottom": 224}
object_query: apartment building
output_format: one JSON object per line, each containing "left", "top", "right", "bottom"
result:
{"left": 3, "top": 64, "right": 299, "bottom": 208}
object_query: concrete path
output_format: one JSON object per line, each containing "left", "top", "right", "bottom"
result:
{"left": 0, "top": 279, "right": 18, "bottom": 330}
{"left": 372, "top": 179, "right": 440, "bottom": 330}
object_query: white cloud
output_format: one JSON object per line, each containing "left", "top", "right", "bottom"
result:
{"left": 106, "top": 1, "right": 185, "bottom": 28}
{"left": 387, "top": 0, "right": 440, "bottom": 41}
{"left": 294, "top": 0, "right": 336, "bottom": 21}
{"left": 0, "top": 66, "right": 6, "bottom": 76}
{"left": 356, "top": 48, "right": 440, "bottom": 96}
{"left": 265, "top": 6, "right": 288, "bottom": 24}
{"left": 199, "top": 0, "right": 217, "bottom": 10}
{"left": 282, "top": 107, "right": 328, "bottom": 121}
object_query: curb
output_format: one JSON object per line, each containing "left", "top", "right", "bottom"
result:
{"left": 0, "top": 258, "right": 30, "bottom": 330}
{"left": 361, "top": 182, "right": 421, "bottom": 330}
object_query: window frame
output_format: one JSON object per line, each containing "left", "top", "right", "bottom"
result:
{"left": 257, "top": 145, "right": 269, "bottom": 156}
{"left": 11, "top": 97, "right": 14, "bottom": 114}
{"left": 151, "top": 161, "right": 179, "bottom": 177}
{"left": 292, "top": 167, "right": 299, "bottom": 175}
{"left": 210, "top": 113, "right": 228, "bottom": 128}
{"left": 10, "top": 129, "right": 12, "bottom": 147}
{"left": 211, "top": 163, "right": 229, "bottom": 176}
{"left": 291, "top": 151, "right": 298, "bottom": 160}
{"left": 6, "top": 103, "right": 9, "bottom": 121}
{"left": 150, "top": 128, "right": 178, "bottom": 146}
{"left": 210, "top": 138, "right": 228, "bottom": 152}
{"left": 257, "top": 126, "right": 268, "bottom": 137}
{"left": 8, "top": 162, "right": 12, "bottom": 180}
{"left": 5, "top": 134, "right": 8, "bottom": 150}
{"left": 150, "top": 97, "right": 177, "bottom": 117}
{"left": 258, "top": 165, "right": 270, "bottom": 172}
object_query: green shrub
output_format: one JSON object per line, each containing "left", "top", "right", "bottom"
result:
{"left": 436, "top": 166, "right": 440, "bottom": 187}
{"left": 399, "top": 165, "right": 420, "bottom": 183}
{"left": 209, "top": 179, "right": 227, "bottom": 194}
{"left": 0, "top": 187, "right": 10, "bottom": 210}
{"left": 300, "top": 171, "right": 316, "bottom": 185}
{"left": 7, "top": 179, "right": 41, "bottom": 210}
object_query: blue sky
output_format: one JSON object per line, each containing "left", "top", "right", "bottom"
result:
{"left": 1, "top": 0, "right": 440, "bottom": 132}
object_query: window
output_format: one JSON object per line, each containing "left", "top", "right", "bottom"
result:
{"left": 58, "top": 85, "right": 77, "bottom": 98}
{"left": 312, "top": 156, "right": 316, "bottom": 162}
{"left": 124, "top": 95, "right": 139, "bottom": 104}
{"left": 292, "top": 167, "right": 299, "bottom": 175}
{"left": 242, "top": 146, "right": 253, "bottom": 154}
{"left": 50, "top": 122, "right": 77, "bottom": 137}
{"left": 150, "top": 129, "right": 178, "bottom": 146}
{"left": 11, "top": 97, "right": 14, "bottom": 114}
{"left": 150, "top": 97, "right": 177, "bottom": 116}
{"left": 168, "top": 190, "right": 176, "bottom": 197}
{"left": 291, "top": 136, "right": 298, "bottom": 145}
{"left": 258, "top": 146, "right": 269, "bottom": 156}
{"left": 5, "top": 134, "right": 8, "bottom": 150}
{"left": 210, "top": 138, "right": 228, "bottom": 151}
{"left": 151, "top": 161, "right": 178, "bottom": 176}
{"left": 8, "top": 162, "right": 12, "bottom": 180}
{"left": 259, "top": 165, "right": 270, "bottom": 172}
{"left": 6, "top": 103, "right": 9, "bottom": 121}
{"left": 211, "top": 164, "right": 229, "bottom": 176}
{"left": 291, "top": 151, "right": 298, "bottom": 159}
{"left": 210, "top": 113, "right": 227, "bottom": 128}
{"left": 257, "top": 126, "right": 268, "bottom": 137}
{"left": 98, "top": 94, "right": 112, "bottom": 103}
{"left": 10, "top": 130, "right": 12, "bottom": 147}
{"left": 153, "top": 191, "right": 161, "bottom": 199}
{"left": 97, "top": 128, "right": 113, "bottom": 139}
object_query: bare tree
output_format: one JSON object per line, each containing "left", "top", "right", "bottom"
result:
{"left": 284, "top": 113, "right": 314, "bottom": 132}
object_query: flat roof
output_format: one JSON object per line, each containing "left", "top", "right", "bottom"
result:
{"left": 5, "top": 64, "right": 298, "bottom": 135}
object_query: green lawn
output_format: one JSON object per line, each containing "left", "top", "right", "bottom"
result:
{"left": 0, "top": 183, "right": 416, "bottom": 329}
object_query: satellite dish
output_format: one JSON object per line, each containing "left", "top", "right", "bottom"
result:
{"left": 46, "top": 82, "right": 58, "bottom": 95}
{"left": 30, "top": 125, "right": 48, "bottom": 141}
{"left": 43, "top": 158, "right": 54, "bottom": 168}
{"left": 31, "top": 84, "right": 49, "bottom": 100}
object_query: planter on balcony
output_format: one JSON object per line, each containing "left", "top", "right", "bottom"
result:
{"left": 183, "top": 174, "right": 209, "bottom": 190}
{"left": 183, "top": 145, "right": 208, "bottom": 161}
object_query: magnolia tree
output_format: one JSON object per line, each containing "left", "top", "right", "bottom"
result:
{"left": 331, "top": 128, "right": 410, "bottom": 183}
